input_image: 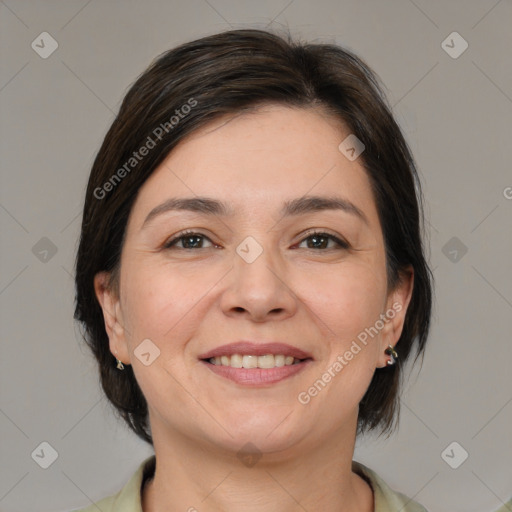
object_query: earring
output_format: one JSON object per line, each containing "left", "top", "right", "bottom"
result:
{"left": 116, "top": 358, "right": 125, "bottom": 370}
{"left": 384, "top": 345, "right": 398, "bottom": 366}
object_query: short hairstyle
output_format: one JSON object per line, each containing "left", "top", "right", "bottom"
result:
{"left": 74, "top": 28, "right": 433, "bottom": 445}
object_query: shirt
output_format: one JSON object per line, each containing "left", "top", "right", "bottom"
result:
{"left": 494, "top": 500, "right": 512, "bottom": 512}
{"left": 72, "top": 455, "right": 429, "bottom": 512}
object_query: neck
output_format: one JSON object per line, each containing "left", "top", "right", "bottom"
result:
{"left": 142, "top": 418, "right": 373, "bottom": 512}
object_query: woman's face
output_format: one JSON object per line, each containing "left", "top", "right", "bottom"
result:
{"left": 96, "top": 104, "right": 412, "bottom": 456}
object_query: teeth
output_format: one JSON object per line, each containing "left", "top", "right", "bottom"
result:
{"left": 208, "top": 354, "right": 302, "bottom": 368}
{"left": 257, "top": 354, "right": 275, "bottom": 369}
{"left": 230, "top": 354, "right": 243, "bottom": 368}
{"left": 274, "top": 355, "right": 285, "bottom": 367}
{"left": 242, "top": 355, "right": 258, "bottom": 368}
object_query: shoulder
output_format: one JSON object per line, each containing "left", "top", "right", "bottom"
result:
{"left": 492, "top": 498, "right": 512, "bottom": 512}
{"left": 70, "top": 455, "right": 156, "bottom": 512}
{"left": 352, "top": 460, "right": 429, "bottom": 512}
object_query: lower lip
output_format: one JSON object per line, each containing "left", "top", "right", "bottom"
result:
{"left": 200, "top": 359, "right": 312, "bottom": 386}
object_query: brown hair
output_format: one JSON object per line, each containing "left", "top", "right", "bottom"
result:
{"left": 74, "top": 28, "right": 433, "bottom": 445}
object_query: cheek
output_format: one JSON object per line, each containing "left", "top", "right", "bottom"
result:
{"left": 303, "top": 260, "right": 387, "bottom": 341}
{"left": 120, "top": 259, "right": 208, "bottom": 346}
{"left": 298, "top": 264, "right": 385, "bottom": 421}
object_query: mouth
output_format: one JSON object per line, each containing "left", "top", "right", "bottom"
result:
{"left": 198, "top": 341, "right": 314, "bottom": 386}
{"left": 203, "top": 354, "right": 310, "bottom": 368}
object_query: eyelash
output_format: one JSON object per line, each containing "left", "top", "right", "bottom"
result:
{"left": 163, "top": 229, "right": 350, "bottom": 251}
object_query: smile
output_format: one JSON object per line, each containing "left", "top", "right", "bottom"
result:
{"left": 201, "top": 355, "right": 313, "bottom": 386}
{"left": 207, "top": 354, "right": 303, "bottom": 368}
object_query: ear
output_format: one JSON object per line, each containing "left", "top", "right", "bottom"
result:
{"left": 376, "top": 266, "right": 414, "bottom": 368}
{"left": 94, "top": 271, "right": 130, "bottom": 365}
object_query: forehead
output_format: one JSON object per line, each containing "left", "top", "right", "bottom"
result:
{"left": 128, "top": 105, "right": 380, "bottom": 228}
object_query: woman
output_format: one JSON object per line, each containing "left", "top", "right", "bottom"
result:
{"left": 73, "top": 28, "right": 433, "bottom": 512}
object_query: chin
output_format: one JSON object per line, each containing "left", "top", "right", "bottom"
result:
{"left": 209, "top": 412, "right": 305, "bottom": 454}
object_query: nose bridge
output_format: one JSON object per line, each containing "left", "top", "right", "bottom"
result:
{"left": 222, "top": 233, "right": 296, "bottom": 319}
{"left": 234, "top": 233, "right": 282, "bottom": 287}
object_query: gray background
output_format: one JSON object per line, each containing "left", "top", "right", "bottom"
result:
{"left": 1, "top": 1, "right": 511, "bottom": 511}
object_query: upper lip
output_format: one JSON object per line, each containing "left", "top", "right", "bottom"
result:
{"left": 198, "top": 341, "right": 314, "bottom": 360}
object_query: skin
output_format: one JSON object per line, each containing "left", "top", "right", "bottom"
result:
{"left": 95, "top": 104, "right": 413, "bottom": 512}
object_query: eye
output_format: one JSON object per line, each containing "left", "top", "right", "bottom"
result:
{"left": 296, "top": 230, "right": 350, "bottom": 250}
{"left": 163, "top": 230, "right": 215, "bottom": 250}
{"left": 163, "top": 230, "right": 349, "bottom": 251}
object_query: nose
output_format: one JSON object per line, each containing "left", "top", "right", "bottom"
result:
{"left": 220, "top": 237, "right": 298, "bottom": 323}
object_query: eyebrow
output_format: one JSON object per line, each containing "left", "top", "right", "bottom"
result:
{"left": 141, "top": 195, "right": 369, "bottom": 230}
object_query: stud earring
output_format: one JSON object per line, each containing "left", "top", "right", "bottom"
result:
{"left": 384, "top": 345, "right": 398, "bottom": 366}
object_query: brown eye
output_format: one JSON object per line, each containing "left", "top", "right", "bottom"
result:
{"left": 297, "top": 231, "right": 349, "bottom": 250}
